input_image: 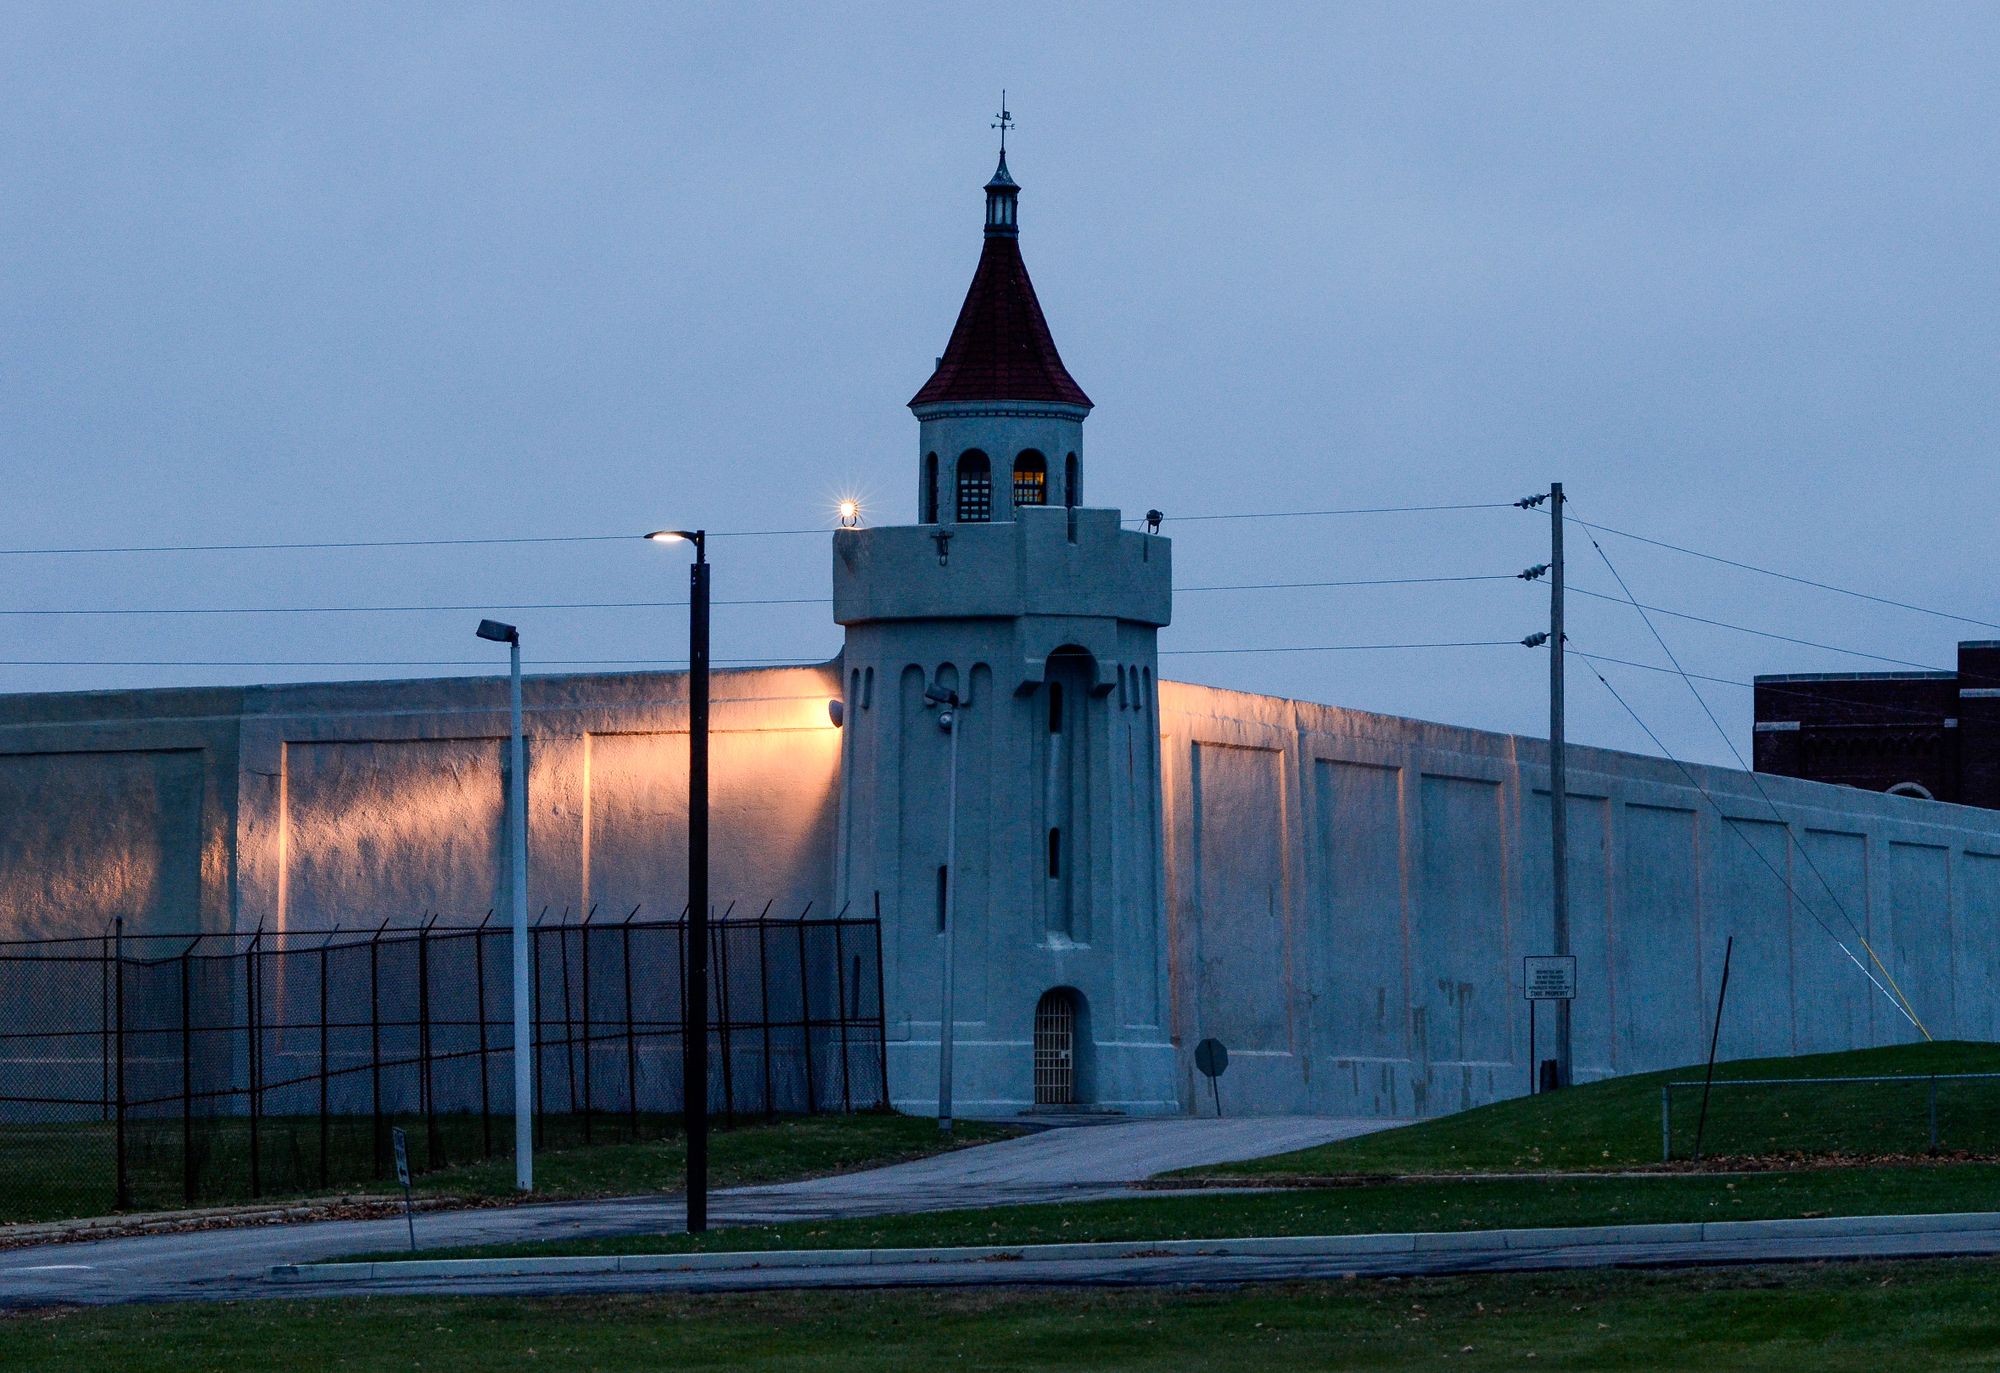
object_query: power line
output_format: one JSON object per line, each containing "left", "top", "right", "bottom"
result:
{"left": 1161, "top": 640, "right": 1521, "bottom": 657}
{"left": 0, "top": 640, "right": 1522, "bottom": 669}
{"left": 0, "top": 597, "right": 825, "bottom": 618}
{"left": 1567, "top": 586, "right": 1969, "bottom": 677}
{"left": 1571, "top": 515, "right": 2000, "bottom": 634}
{"left": 1572, "top": 650, "right": 1959, "bottom": 725}
{"left": 1579, "top": 520, "right": 1931, "bottom": 1038}
{"left": 0, "top": 499, "right": 1514, "bottom": 559}
{"left": 1580, "top": 653, "right": 1921, "bottom": 1034}
{"left": 0, "top": 574, "right": 1517, "bottom": 616}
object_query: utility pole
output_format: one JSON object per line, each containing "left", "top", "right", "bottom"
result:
{"left": 1548, "top": 482, "right": 1571, "bottom": 1090}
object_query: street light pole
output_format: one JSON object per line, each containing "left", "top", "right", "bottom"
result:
{"left": 647, "top": 529, "right": 710, "bottom": 1233}
{"left": 475, "top": 618, "right": 533, "bottom": 1192}
{"left": 924, "top": 684, "right": 963, "bottom": 1135}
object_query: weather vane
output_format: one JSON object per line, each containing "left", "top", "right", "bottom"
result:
{"left": 993, "top": 90, "right": 1013, "bottom": 153}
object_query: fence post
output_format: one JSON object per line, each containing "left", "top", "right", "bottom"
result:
{"left": 1660, "top": 1085, "right": 1672, "bottom": 1163}
{"left": 873, "top": 891, "right": 889, "bottom": 1110}
{"left": 475, "top": 913, "right": 492, "bottom": 1159}
{"left": 418, "top": 917, "right": 440, "bottom": 1168}
{"left": 715, "top": 904, "right": 736, "bottom": 1128}
{"left": 796, "top": 909, "right": 817, "bottom": 1113}
{"left": 99, "top": 929, "right": 111, "bottom": 1123}
{"left": 580, "top": 907, "right": 594, "bottom": 1144}
{"left": 319, "top": 928, "right": 334, "bottom": 1190}
{"left": 247, "top": 926, "right": 262, "bottom": 1199}
{"left": 832, "top": 914, "right": 853, "bottom": 1114}
{"left": 370, "top": 920, "right": 386, "bottom": 1178}
{"left": 557, "top": 908, "right": 578, "bottom": 1122}
{"left": 532, "top": 911, "right": 547, "bottom": 1150}
{"left": 113, "top": 918, "right": 129, "bottom": 1212}
{"left": 1929, "top": 1075, "right": 1940, "bottom": 1154}
{"left": 181, "top": 947, "right": 195, "bottom": 1204}
{"left": 756, "top": 905, "right": 775, "bottom": 1120}
{"left": 622, "top": 907, "right": 640, "bottom": 1139}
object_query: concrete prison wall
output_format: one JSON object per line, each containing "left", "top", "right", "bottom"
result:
{"left": 1158, "top": 680, "right": 2000, "bottom": 1118}
{"left": 0, "top": 664, "right": 845, "bottom": 939}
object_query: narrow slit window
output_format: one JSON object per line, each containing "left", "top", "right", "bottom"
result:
{"left": 1048, "top": 681, "right": 1064, "bottom": 734}
{"left": 1047, "top": 827, "right": 1062, "bottom": 879}
{"left": 936, "top": 864, "right": 949, "bottom": 932}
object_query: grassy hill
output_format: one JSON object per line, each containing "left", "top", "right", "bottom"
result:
{"left": 1202, "top": 1041, "right": 2000, "bottom": 1178}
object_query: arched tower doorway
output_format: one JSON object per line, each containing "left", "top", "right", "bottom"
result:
{"left": 1033, "top": 987, "right": 1080, "bottom": 1105}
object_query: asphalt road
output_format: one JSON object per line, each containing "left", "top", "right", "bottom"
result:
{"left": 0, "top": 1115, "right": 1386, "bottom": 1308}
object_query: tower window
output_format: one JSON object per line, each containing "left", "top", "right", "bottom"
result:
{"left": 1047, "top": 827, "right": 1061, "bottom": 878}
{"left": 936, "top": 864, "right": 949, "bottom": 932}
{"left": 1064, "top": 452, "right": 1080, "bottom": 508}
{"left": 955, "top": 450, "right": 991, "bottom": 523}
{"left": 1012, "top": 450, "right": 1047, "bottom": 508}
{"left": 1048, "top": 681, "right": 1063, "bottom": 734}
{"left": 922, "top": 452, "right": 939, "bottom": 523}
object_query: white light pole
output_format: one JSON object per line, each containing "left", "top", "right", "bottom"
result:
{"left": 924, "top": 682, "right": 964, "bottom": 1135}
{"left": 477, "top": 618, "right": 533, "bottom": 1192}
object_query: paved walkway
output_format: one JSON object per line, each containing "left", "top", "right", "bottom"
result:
{"left": 0, "top": 1115, "right": 1387, "bottom": 1308}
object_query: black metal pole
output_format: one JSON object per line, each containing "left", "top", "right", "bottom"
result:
{"left": 247, "top": 928, "right": 262, "bottom": 1199}
{"left": 113, "top": 918, "right": 128, "bottom": 1212}
{"left": 872, "top": 891, "right": 889, "bottom": 1109}
{"left": 418, "top": 919, "right": 439, "bottom": 1167}
{"left": 622, "top": 908, "right": 640, "bottom": 1138}
{"left": 834, "top": 921, "right": 854, "bottom": 1113}
{"left": 685, "top": 535, "right": 711, "bottom": 1233}
{"left": 318, "top": 931, "right": 332, "bottom": 1189}
{"left": 757, "top": 907, "right": 775, "bottom": 1119}
{"left": 715, "top": 907, "right": 735, "bottom": 1128}
{"left": 370, "top": 925, "right": 385, "bottom": 1178}
{"left": 1693, "top": 934, "right": 1735, "bottom": 1163}
{"left": 581, "top": 908, "right": 594, "bottom": 1143}
{"left": 474, "top": 917, "right": 492, "bottom": 1158}
{"left": 796, "top": 911, "right": 816, "bottom": 1113}
{"left": 182, "top": 948, "right": 196, "bottom": 1203}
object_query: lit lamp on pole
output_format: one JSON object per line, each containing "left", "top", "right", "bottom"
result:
{"left": 474, "top": 617, "right": 533, "bottom": 1193}
{"left": 923, "top": 681, "right": 965, "bottom": 1135}
{"left": 644, "top": 528, "right": 712, "bottom": 1233}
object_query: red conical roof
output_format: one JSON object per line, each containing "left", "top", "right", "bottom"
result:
{"left": 908, "top": 177, "right": 1091, "bottom": 410}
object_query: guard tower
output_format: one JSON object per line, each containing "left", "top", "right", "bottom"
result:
{"left": 832, "top": 142, "right": 1177, "bottom": 1115}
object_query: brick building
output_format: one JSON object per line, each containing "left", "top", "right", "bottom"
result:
{"left": 1753, "top": 641, "right": 2000, "bottom": 807}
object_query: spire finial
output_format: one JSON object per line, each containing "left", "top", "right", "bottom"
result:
{"left": 992, "top": 91, "right": 1013, "bottom": 154}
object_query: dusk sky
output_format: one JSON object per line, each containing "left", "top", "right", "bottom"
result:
{"left": 4, "top": 4, "right": 1996, "bottom": 770}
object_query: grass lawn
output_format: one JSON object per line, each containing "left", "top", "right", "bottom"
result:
{"left": 0, "top": 1113, "right": 1013, "bottom": 1226}
{"left": 1198, "top": 1041, "right": 2000, "bottom": 1179}
{"left": 378, "top": 1160, "right": 2000, "bottom": 1262}
{"left": 8, "top": 1262, "right": 2000, "bottom": 1370}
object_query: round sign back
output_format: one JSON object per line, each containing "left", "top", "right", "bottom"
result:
{"left": 1193, "top": 1037, "right": 1229, "bottom": 1078}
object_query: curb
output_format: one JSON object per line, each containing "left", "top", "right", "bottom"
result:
{"left": 268, "top": 1209, "right": 2000, "bottom": 1285}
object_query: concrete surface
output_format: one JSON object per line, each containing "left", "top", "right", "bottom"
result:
{"left": 273, "top": 1209, "right": 2000, "bottom": 1288}
{"left": 0, "top": 1114, "right": 1386, "bottom": 1308}
{"left": 267, "top": 1210, "right": 2000, "bottom": 1302}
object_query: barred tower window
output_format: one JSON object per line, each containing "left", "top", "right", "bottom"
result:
{"left": 955, "top": 450, "right": 991, "bottom": 523}
{"left": 1012, "top": 450, "right": 1047, "bottom": 508}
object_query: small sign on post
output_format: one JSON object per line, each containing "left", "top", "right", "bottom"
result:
{"left": 1193, "top": 1037, "right": 1229, "bottom": 1117}
{"left": 1523, "top": 956, "right": 1578, "bottom": 1095}
{"left": 391, "top": 1125, "right": 416, "bottom": 1252}
{"left": 1525, "top": 956, "right": 1577, "bottom": 1001}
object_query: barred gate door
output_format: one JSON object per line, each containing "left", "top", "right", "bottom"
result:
{"left": 1033, "top": 989, "right": 1075, "bottom": 1106}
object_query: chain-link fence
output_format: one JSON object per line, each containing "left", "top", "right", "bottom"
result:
{"left": 1661, "top": 1071, "right": 2000, "bottom": 1162}
{"left": 0, "top": 904, "right": 884, "bottom": 1219}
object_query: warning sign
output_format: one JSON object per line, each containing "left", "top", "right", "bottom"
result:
{"left": 1524, "top": 955, "right": 1577, "bottom": 1001}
